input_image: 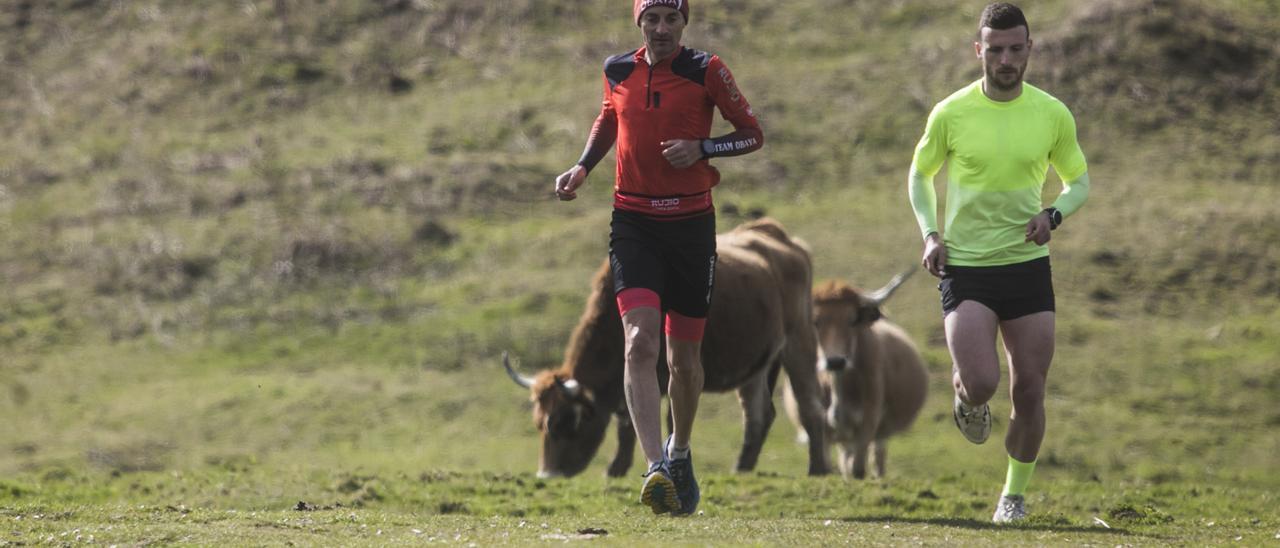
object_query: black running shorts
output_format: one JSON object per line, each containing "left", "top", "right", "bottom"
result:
{"left": 609, "top": 208, "right": 717, "bottom": 319}
{"left": 939, "top": 256, "right": 1055, "bottom": 321}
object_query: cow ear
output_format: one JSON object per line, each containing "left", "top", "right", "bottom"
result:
{"left": 862, "top": 306, "right": 882, "bottom": 324}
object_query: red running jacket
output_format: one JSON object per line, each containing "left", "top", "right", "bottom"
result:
{"left": 577, "top": 46, "right": 763, "bottom": 219}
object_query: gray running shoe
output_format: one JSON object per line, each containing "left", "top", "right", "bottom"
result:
{"left": 953, "top": 393, "right": 991, "bottom": 444}
{"left": 665, "top": 436, "right": 699, "bottom": 516}
{"left": 992, "top": 494, "right": 1028, "bottom": 523}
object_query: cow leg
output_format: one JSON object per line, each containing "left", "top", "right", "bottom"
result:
{"left": 780, "top": 337, "right": 830, "bottom": 475}
{"left": 836, "top": 442, "right": 854, "bottom": 478}
{"left": 733, "top": 370, "right": 775, "bottom": 472}
{"left": 850, "top": 427, "right": 872, "bottom": 480}
{"left": 850, "top": 397, "right": 884, "bottom": 480}
{"left": 872, "top": 436, "right": 888, "bottom": 479}
{"left": 606, "top": 411, "right": 635, "bottom": 478}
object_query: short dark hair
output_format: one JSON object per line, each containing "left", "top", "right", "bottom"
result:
{"left": 978, "top": 3, "right": 1029, "bottom": 38}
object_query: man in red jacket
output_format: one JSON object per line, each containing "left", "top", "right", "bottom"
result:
{"left": 553, "top": 0, "right": 764, "bottom": 516}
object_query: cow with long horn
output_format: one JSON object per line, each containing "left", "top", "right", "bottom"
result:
{"left": 506, "top": 218, "right": 830, "bottom": 478}
{"left": 783, "top": 269, "right": 929, "bottom": 479}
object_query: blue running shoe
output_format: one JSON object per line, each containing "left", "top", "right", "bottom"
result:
{"left": 640, "top": 460, "right": 679, "bottom": 515}
{"left": 666, "top": 437, "right": 699, "bottom": 516}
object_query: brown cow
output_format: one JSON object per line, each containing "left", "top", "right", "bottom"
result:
{"left": 783, "top": 271, "right": 928, "bottom": 479}
{"left": 506, "top": 218, "right": 830, "bottom": 478}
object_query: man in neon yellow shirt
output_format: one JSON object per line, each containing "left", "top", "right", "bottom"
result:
{"left": 908, "top": 3, "right": 1091, "bottom": 524}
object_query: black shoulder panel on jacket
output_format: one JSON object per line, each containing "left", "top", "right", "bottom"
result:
{"left": 671, "top": 47, "right": 712, "bottom": 86}
{"left": 604, "top": 50, "right": 639, "bottom": 89}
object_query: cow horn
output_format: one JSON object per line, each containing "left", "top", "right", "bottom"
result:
{"left": 866, "top": 267, "right": 916, "bottom": 307}
{"left": 503, "top": 352, "right": 535, "bottom": 389}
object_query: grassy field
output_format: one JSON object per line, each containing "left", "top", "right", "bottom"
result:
{"left": 2, "top": 0, "right": 1279, "bottom": 544}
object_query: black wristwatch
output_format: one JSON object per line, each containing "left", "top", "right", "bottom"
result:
{"left": 1043, "top": 207, "right": 1062, "bottom": 230}
{"left": 700, "top": 139, "right": 715, "bottom": 159}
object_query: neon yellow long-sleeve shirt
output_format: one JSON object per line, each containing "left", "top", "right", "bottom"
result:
{"left": 909, "top": 80, "right": 1089, "bottom": 267}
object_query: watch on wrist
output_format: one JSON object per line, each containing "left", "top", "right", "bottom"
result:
{"left": 1044, "top": 207, "right": 1062, "bottom": 230}
{"left": 700, "top": 139, "right": 715, "bottom": 159}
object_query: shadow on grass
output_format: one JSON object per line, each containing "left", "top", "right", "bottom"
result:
{"left": 835, "top": 515, "right": 1147, "bottom": 538}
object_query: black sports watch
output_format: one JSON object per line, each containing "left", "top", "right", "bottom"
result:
{"left": 1043, "top": 207, "right": 1063, "bottom": 230}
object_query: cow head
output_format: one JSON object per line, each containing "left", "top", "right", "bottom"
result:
{"left": 812, "top": 270, "right": 914, "bottom": 373}
{"left": 504, "top": 353, "right": 611, "bottom": 478}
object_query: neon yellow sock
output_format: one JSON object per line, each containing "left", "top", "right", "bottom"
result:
{"left": 1002, "top": 455, "right": 1037, "bottom": 497}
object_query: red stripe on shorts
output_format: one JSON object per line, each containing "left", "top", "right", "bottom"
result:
{"left": 665, "top": 310, "right": 706, "bottom": 341}
{"left": 616, "top": 287, "right": 660, "bottom": 316}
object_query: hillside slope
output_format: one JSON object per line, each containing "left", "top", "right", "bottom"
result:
{"left": 1, "top": 0, "right": 1277, "bottom": 492}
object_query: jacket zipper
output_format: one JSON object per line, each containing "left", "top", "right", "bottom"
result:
{"left": 646, "top": 62, "right": 655, "bottom": 109}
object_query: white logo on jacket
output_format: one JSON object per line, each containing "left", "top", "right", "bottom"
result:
{"left": 650, "top": 198, "right": 680, "bottom": 211}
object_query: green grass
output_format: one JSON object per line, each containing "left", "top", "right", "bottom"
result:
{"left": 2, "top": 0, "right": 1279, "bottom": 544}
{"left": 2, "top": 446, "right": 1276, "bottom": 545}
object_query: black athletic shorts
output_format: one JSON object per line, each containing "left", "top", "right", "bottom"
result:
{"left": 939, "top": 256, "right": 1055, "bottom": 321}
{"left": 609, "top": 208, "right": 717, "bottom": 319}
